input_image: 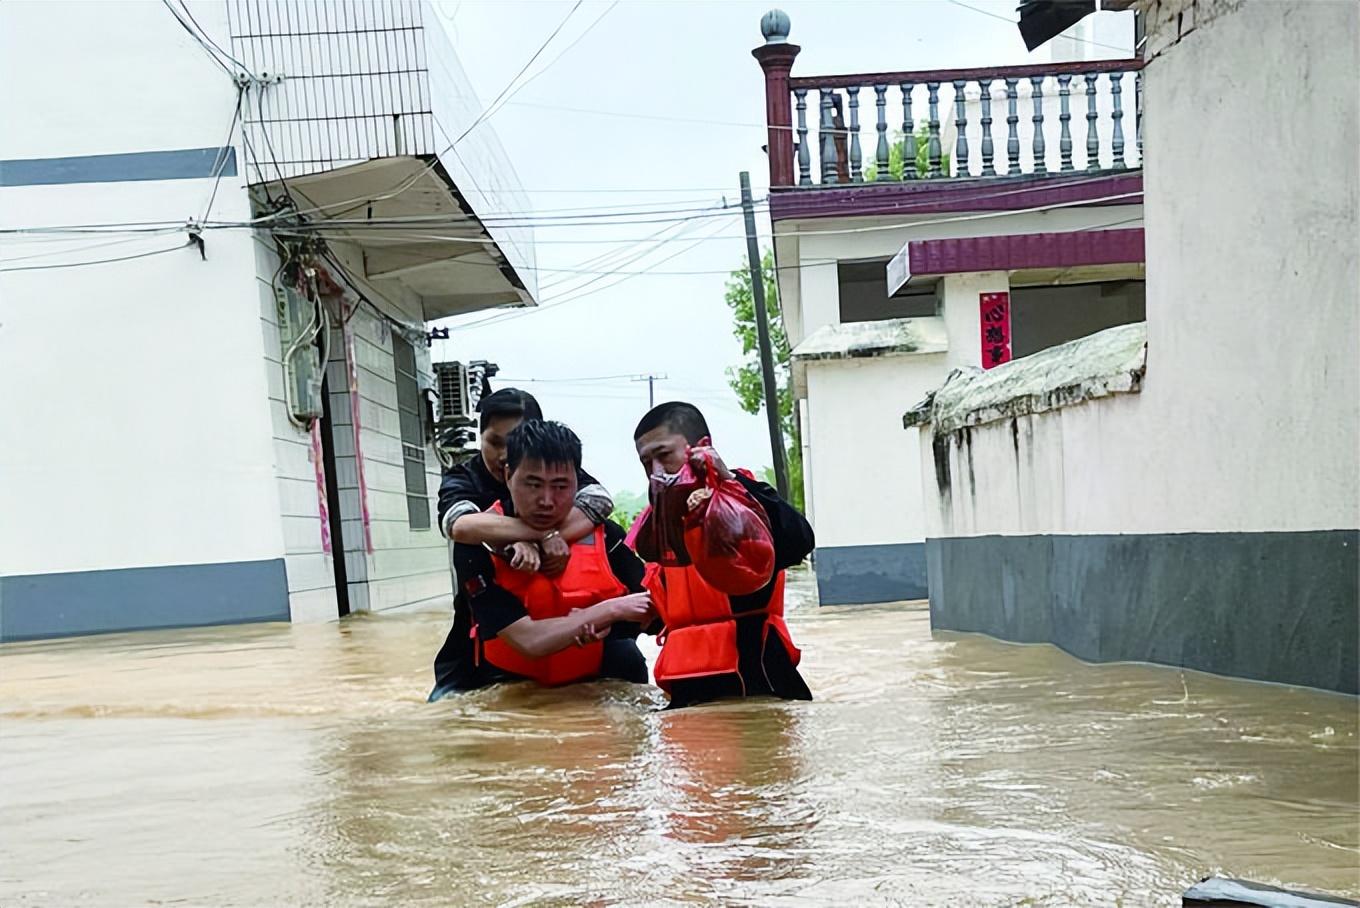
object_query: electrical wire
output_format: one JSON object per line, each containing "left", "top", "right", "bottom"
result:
{"left": 247, "top": 0, "right": 620, "bottom": 228}
{"left": 200, "top": 83, "right": 246, "bottom": 223}
{"left": 453, "top": 216, "right": 731, "bottom": 330}
{"left": 0, "top": 229, "right": 186, "bottom": 265}
{"left": 0, "top": 239, "right": 193, "bottom": 273}
{"left": 172, "top": 0, "right": 250, "bottom": 72}
{"left": 451, "top": 0, "right": 583, "bottom": 146}
{"left": 278, "top": 193, "right": 1134, "bottom": 248}
{"left": 483, "top": 1, "right": 619, "bottom": 101}
{"left": 160, "top": 0, "right": 233, "bottom": 75}
{"left": 274, "top": 173, "right": 1136, "bottom": 237}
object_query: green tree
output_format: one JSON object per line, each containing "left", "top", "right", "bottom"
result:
{"left": 608, "top": 489, "right": 647, "bottom": 529}
{"left": 723, "top": 251, "right": 805, "bottom": 513}
{"left": 863, "top": 129, "right": 951, "bottom": 182}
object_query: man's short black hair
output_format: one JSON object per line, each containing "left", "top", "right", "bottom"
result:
{"left": 476, "top": 387, "right": 543, "bottom": 432}
{"left": 633, "top": 401, "right": 710, "bottom": 444}
{"left": 506, "top": 420, "right": 583, "bottom": 475}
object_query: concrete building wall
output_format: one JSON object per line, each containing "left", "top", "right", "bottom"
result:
{"left": 0, "top": 0, "right": 289, "bottom": 639}
{"left": 782, "top": 206, "right": 1142, "bottom": 605}
{"left": 252, "top": 241, "right": 340, "bottom": 624}
{"left": 919, "top": 0, "right": 1360, "bottom": 692}
{"left": 0, "top": 0, "right": 465, "bottom": 639}
{"left": 804, "top": 352, "right": 947, "bottom": 604}
{"left": 339, "top": 306, "right": 449, "bottom": 613}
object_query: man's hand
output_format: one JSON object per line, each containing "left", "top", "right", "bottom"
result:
{"left": 540, "top": 532, "right": 571, "bottom": 577}
{"left": 688, "top": 444, "right": 733, "bottom": 481}
{"left": 603, "top": 591, "right": 653, "bottom": 625}
{"left": 571, "top": 620, "right": 610, "bottom": 647}
{"left": 507, "top": 541, "right": 541, "bottom": 573}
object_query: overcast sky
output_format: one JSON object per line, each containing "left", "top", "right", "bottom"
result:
{"left": 430, "top": 0, "right": 1132, "bottom": 498}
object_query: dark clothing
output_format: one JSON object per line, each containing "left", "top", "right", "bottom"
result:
{"left": 661, "top": 473, "right": 816, "bottom": 709}
{"left": 430, "top": 503, "right": 649, "bottom": 694}
{"left": 436, "top": 456, "right": 604, "bottom": 536}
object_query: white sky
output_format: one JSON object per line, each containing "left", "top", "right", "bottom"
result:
{"left": 430, "top": 0, "right": 1132, "bottom": 498}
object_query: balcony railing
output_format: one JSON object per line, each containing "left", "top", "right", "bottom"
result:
{"left": 756, "top": 38, "right": 1143, "bottom": 189}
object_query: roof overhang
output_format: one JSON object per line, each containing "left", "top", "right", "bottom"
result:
{"left": 790, "top": 316, "right": 948, "bottom": 397}
{"left": 253, "top": 156, "right": 534, "bottom": 322}
{"left": 1018, "top": 0, "right": 1137, "bottom": 51}
{"left": 889, "top": 227, "right": 1145, "bottom": 296}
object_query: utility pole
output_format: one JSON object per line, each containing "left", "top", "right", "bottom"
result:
{"left": 739, "top": 171, "right": 790, "bottom": 501}
{"left": 632, "top": 373, "right": 667, "bottom": 408}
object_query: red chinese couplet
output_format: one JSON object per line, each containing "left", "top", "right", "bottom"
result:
{"left": 980, "top": 291, "right": 1012, "bottom": 370}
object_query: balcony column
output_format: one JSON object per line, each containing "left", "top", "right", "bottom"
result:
{"left": 753, "top": 10, "right": 802, "bottom": 189}
{"left": 941, "top": 271, "right": 1010, "bottom": 371}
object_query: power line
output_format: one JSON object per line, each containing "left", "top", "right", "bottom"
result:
{"left": 494, "top": 1, "right": 619, "bottom": 99}
{"left": 199, "top": 83, "right": 246, "bottom": 223}
{"left": 161, "top": 0, "right": 233, "bottom": 76}
{"left": 248, "top": 1, "right": 611, "bottom": 228}
{"left": 498, "top": 372, "right": 644, "bottom": 383}
{"left": 0, "top": 239, "right": 192, "bottom": 274}
{"left": 0, "top": 229, "right": 185, "bottom": 265}
{"left": 452, "top": 217, "right": 732, "bottom": 330}
{"left": 453, "top": 0, "right": 584, "bottom": 146}
{"left": 171, "top": 0, "right": 250, "bottom": 72}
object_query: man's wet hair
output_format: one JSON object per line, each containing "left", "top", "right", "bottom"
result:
{"left": 476, "top": 387, "right": 543, "bottom": 432}
{"left": 633, "top": 401, "right": 710, "bottom": 444}
{"left": 506, "top": 420, "right": 582, "bottom": 475}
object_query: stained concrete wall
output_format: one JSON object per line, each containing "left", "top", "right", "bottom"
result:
{"left": 918, "top": 0, "right": 1360, "bottom": 691}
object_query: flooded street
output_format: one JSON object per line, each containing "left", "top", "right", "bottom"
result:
{"left": 2, "top": 572, "right": 1356, "bottom": 907}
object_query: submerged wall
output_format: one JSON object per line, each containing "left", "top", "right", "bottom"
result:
{"left": 911, "top": 0, "right": 1360, "bottom": 693}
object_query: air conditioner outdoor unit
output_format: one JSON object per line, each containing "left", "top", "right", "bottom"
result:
{"left": 433, "top": 360, "right": 470, "bottom": 429}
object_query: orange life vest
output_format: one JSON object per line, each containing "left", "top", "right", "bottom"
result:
{"left": 644, "top": 562, "right": 799, "bottom": 694}
{"left": 477, "top": 504, "right": 627, "bottom": 687}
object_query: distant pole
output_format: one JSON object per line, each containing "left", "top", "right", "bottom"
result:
{"left": 739, "top": 170, "right": 790, "bottom": 500}
{"left": 632, "top": 373, "right": 667, "bottom": 409}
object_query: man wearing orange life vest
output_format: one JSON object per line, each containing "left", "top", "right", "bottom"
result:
{"left": 432, "top": 420, "right": 654, "bottom": 694}
{"left": 633, "top": 401, "right": 814, "bottom": 708}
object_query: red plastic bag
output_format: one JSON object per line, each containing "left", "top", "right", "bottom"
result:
{"left": 681, "top": 451, "right": 775, "bottom": 595}
{"left": 630, "top": 458, "right": 704, "bottom": 567}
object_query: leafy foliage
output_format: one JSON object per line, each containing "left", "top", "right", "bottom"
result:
{"left": 862, "top": 129, "right": 952, "bottom": 182}
{"left": 722, "top": 251, "right": 805, "bottom": 512}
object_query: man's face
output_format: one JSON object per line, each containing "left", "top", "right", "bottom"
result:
{"left": 480, "top": 415, "right": 523, "bottom": 483}
{"left": 635, "top": 426, "right": 690, "bottom": 479}
{"left": 507, "top": 458, "right": 578, "bottom": 531}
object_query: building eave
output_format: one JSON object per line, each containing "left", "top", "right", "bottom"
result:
{"left": 889, "top": 227, "right": 1145, "bottom": 296}
{"left": 250, "top": 155, "right": 536, "bottom": 322}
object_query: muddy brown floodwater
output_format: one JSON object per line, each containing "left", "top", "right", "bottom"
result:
{"left": 2, "top": 571, "right": 1356, "bottom": 907}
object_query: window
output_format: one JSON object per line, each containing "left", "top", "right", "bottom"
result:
{"left": 393, "top": 335, "right": 431, "bottom": 530}
{"left": 838, "top": 259, "right": 939, "bottom": 322}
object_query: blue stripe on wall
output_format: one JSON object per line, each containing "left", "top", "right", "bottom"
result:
{"left": 0, "top": 558, "right": 290, "bottom": 642}
{"left": 0, "top": 147, "right": 237, "bottom": 187}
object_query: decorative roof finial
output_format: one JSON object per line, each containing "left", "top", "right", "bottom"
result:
{"left": 760, "top": 9, "right": 791, "bottom": 45}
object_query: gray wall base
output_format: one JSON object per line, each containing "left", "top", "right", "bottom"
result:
{"left": 926, "top": 530, "right": 1359, "bottom": 694}
{"left": 0, "top": 559, "right": 290, "bottom": 642}
{"left": 815, "top": 542, "right": 928, "bottom": 605}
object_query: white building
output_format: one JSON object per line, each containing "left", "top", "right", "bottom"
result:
{"left": 906, "top": 0, "right": 1359, "bottom": 693}
{"left": 754, "top": 9, "right": 1144, "bottom": 605}
{"left": 0, "top": 0, "right": 534, "bottom": 640}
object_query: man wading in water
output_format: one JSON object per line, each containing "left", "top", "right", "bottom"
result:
{"left": 632, "top": 402, "right": 814, "bottom": 708}
{"left": 429, "top": 420, "right": 653, "bottom": 697}
{"left": 429, "top": 390, "right": 615, "bottom": 699}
